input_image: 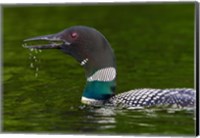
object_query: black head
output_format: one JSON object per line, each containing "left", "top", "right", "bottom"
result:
{"left": 23, "top": 26, "right": 116, "bottom": 76}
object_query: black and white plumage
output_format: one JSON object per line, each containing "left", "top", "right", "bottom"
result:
{"left": 87, "top": 67, "right": 116, "bottom": 82}
{"left": 108, "top": 88, "right": 195, "bottom": 108}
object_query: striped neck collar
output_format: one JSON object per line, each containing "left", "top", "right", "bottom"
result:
{"left": 87, "top": 67, "right": 116, "bottom": 82}
{"left": 82, "top": 67, "right": 116, "bottom": 105}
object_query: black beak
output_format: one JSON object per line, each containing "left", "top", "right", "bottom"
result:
{"left": 23, "top": 33, "right": 71, "bottom": 49}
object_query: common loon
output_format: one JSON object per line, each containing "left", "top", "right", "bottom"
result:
{"left": 23, "top": 26, "right": 195, "bottom": 108}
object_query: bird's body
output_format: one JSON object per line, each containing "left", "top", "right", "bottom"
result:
{"left": 108, "top": 88, "right": 195, "bottom": 108}
{"left": 80, "top": 66, "right": 195, "bottom": 108}
{"left": 23, "top": 26, "right": 195, "bottom": 108}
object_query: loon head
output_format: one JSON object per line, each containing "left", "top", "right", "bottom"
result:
{"left": 23, "top": 26, "right": 116, "bottom": 105}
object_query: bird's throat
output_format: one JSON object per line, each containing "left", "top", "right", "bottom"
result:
{"left": 81, "top": 67, "right": 116, "bottom": 105}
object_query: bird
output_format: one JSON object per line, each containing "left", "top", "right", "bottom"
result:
{"left": 23, "top": 26, "right": 195, "bottom": 108}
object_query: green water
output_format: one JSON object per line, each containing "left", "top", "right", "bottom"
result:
{"left": 2, "top": 3, "right": 195, "bottom": 135}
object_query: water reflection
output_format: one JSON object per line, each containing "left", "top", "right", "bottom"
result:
{"left": 91, "top": 108, "right": 116, "bottom": 130}
{"left": 79, "top": 106, "right": 117, "bottom": 132}
{"left": 75, "top": 106, "right": 195, "bottom": 134}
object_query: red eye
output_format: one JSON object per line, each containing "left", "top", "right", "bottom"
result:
{"left": 71, "top": 32, "right": 78, "bottom": 39}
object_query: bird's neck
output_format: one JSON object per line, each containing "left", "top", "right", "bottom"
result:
{"left": 80, "top": 40, "right": 117, "bottom": 105}
{"left": 81, "top": 67, "right": 116, "bottom": 105}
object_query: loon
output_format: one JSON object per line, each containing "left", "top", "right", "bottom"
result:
{"left": 23, "top": 26, "right": 195, "bottom": 108}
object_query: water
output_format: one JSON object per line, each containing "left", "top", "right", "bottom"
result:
{"left": 2, "top": 3, "right": 195, "bottom": 135}
{"left": 28, "top": 49, "right": 42, "bottom": 78}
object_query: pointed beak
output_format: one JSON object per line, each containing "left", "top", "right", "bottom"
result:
{"left": 22, "top": 33, "right": 71, "bottom": 49}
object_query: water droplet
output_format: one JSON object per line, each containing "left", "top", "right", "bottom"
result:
{"left": 30, "top": 63, "right": 34, "bottom": 68}
{"left": 35, "top": 73, "right": 38, "bottom": 77}
{"left": 28, "top": 47, "right": 42, "bottom": 78}
{"left": 22, "top": 43, "right": 25, "bottom": 47}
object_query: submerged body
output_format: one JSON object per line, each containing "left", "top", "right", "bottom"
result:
{"left": 23, "top": 26, "right": 196, "bottom": 108}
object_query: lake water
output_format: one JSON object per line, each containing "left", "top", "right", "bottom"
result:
{"left": 2, "top": 3, "right": 195, "bottom": 135}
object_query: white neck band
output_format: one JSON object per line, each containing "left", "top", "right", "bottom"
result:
{"left": 87, "top": 67, "right": 116, "bottom": 82}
